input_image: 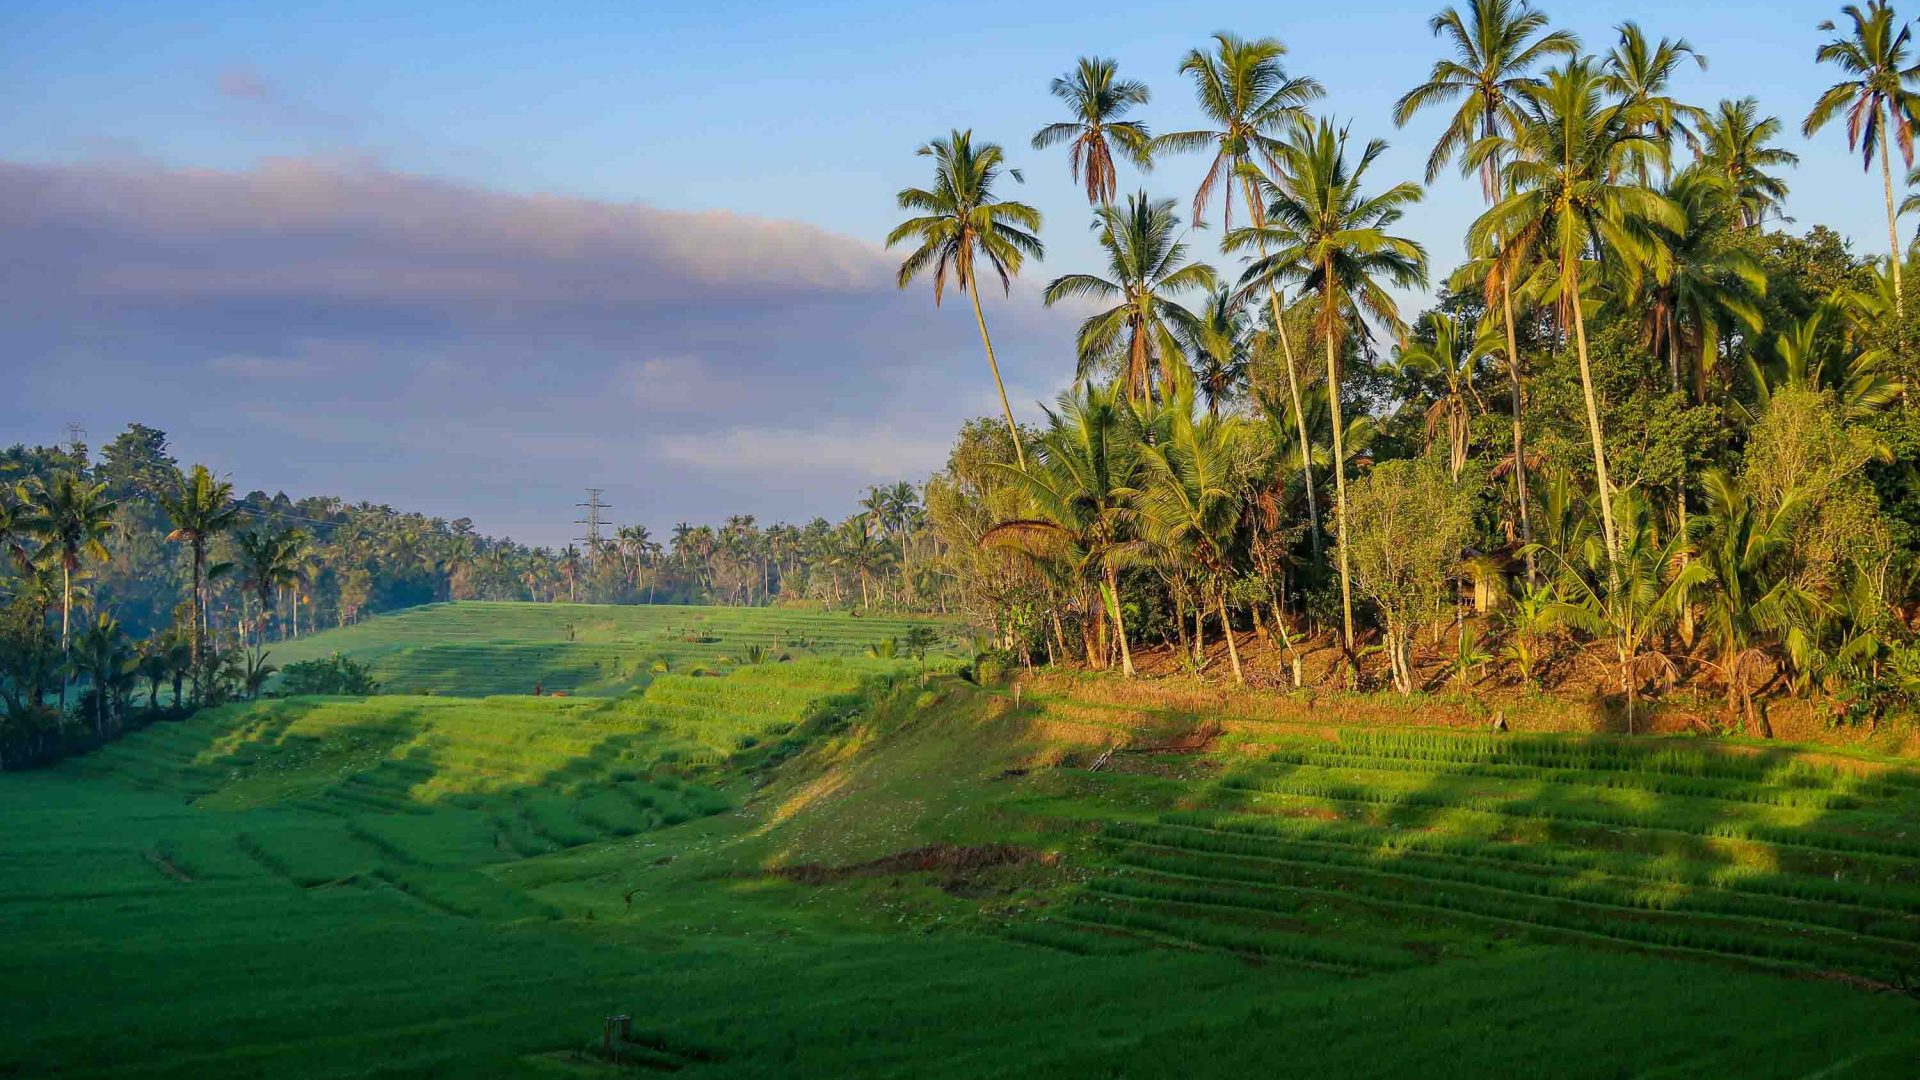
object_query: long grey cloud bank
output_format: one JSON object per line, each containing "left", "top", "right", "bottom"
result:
{"left": 0, "top": 157, "right": 1071, "bottom": 543}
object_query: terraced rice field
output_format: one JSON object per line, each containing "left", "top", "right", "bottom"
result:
{"left": 267, "top": 601, "right": 950, "bottom": 695}
{"left": 1011, "top": 682, "right": 1920, "bottom": 985}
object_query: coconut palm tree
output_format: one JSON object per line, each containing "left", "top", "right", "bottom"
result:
{"left": 1467, "top": 58, "right": 1681, "bottom": 559}
{"left": 22, "top": 472, "right": 117, "bottom": 658}
{"left": 888, "top": 129, "right": 1045, "bottom": 468}
{"left": 1159, "top": 32, "right": 1325, "bottom": 549}
{"left": 983, "top": 381, "right": 1143, "bottom": 675}
{"left": 1392, "top": 0, "right": 1579, "bottom": 198}
{"left": 1532, "top": 489, "right": 1710, "bottom": 732}
{"left": 1181, "top": 286, "right": 1252, "bottom": 415}
{"left": 1602, "top": 21, "right": 1709, "bottom": 184}
{"left": 1396, "top": 1, "right": 1573, "bottom": 585}
{"left": 1031, "top": 56, "right": 1153, "bottom": 208}
{"left": 1742, "top": 302, "right": 1906, "bottom": 421}
{"left": 1696, "top": 469, "right": 1812, "bottom": 737}
{"left": 1393, "top": 313, "right": 1488, "bottom": 479}
{"left": 1135, "top": 381, "right": 1252, "bottom": 684}
{"left": 1231, "top": 117, "right": 1428, "bottom": 654}
{"left": 235, "top": 527, "right": 306, "bottom": 650}
{"left": 1805, "top": 0, "right": 1920, "bottom": 312}
{"left": 1695, "top": 97, "right": 1800, "bottom": 228}
{"left": 1637, "top": 167, "right": 1766, "bottom": 399}
{"left": 1044, "top": 192, "right": 1217, "bottom": 400}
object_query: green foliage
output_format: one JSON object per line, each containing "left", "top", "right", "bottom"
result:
{"left": 278, "top": 653, "right": 381, "bottom": 696}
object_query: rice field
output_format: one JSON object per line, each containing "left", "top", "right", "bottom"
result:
{"left": 266, "top": 600, "right": 952, "bottom": 695}
{"left": 1010, "top": 681, "right": 1920, "bottom": 985}
{"left": 4, "top": 611, "right": 1920, "bottom": 1077}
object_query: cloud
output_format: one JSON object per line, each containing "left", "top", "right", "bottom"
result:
{"left": 0, "top": 157, "right": 1073, "bottom": 542}
{"left": 206, "top": 353, "right": 318, "bottom": 378}
{"left": 215, "top": 64, "right": 275, "bottom": 103}
{"left": 650, "top": 424, "right": 952, "bottom": 479}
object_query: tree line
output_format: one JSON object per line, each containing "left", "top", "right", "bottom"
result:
{"left": 885, "top": 2, "right": 1920, "bottom": 733}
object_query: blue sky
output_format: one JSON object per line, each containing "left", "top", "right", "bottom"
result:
{"left": 0, "top": 0, "right": 1897, "bottom": 543}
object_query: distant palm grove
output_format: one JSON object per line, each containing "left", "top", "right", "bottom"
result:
{"left": 9, "top": 1, "right": 1920, "bottom": 766}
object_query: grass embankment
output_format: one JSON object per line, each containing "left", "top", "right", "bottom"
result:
{"left": 3, "top": 639, "right": 1919, "bottom": 1077}
{"left": 267, "top": 600, "right": 950, "bottom": 696}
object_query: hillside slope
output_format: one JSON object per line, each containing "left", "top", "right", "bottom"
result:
{"left": 3, "top": 656, "right": 1919, "bottom": 1077}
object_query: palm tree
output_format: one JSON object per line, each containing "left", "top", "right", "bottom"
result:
{"left": 1467, "top": 58, "right": 1681, "bottom": 559}
{"left": 1638, "top": 167, "right": 1766, "bottom": 399}
{"left": 23, "top": 472, "right": 117, "bottom": 658}
{"left": 1392, "top": 0, "right": 1579, "bottom": 198}
{"left": 1601, "top": 21, "right": 1709, "bottom": 184}
{"left": 236, "top": 527, "right": 306, "bottom": 650}
{"left": 1135, "top": 382, "right": 1251, "bottom": 684}
{"left": 1031, "top": 57, "right": 1153, "bottom": 207}
{"left": 68, "top": 614, "right": 133, "bottom": 735}
{"left": 1182, "top": 286, "right": 1251, "bottom": 415}
{"left": 1697, "top": 469, "right": 1811, "bottom": 737}
{"left": 1695, "top": 97, "right": 1800, "bottom": 228}
{"left": 1232, "top": 118, "right": 1428, "bottom": 654}
{"left": 888, "top": 129, "right": 1045, "bottom": 468}
{"left": 1805, "top": 0, "right": 1920, "bottom": 312}
{"left": 1394, "top": 314, "right": 1488, "bottom": 479}
{"left": 1159, "top": 32, "right": 1325, "bottom": 550}
{"left": 1532, "top": 489, "right": 1710, "bottom": 732}
{"left": 1743, "top": 302, "right": 1906, "bottom": 421}
{"left": 983, "top": 381, "right": 1142, "bottom": 675}
{"left": 1044, "top": 192, "right": 1216, "bottom": 400}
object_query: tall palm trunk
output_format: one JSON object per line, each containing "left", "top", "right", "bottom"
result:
{"left": 966, "top": 272, "right": 1028, "bottom": 470}
{"left": 189, "top": 543, "right": 205, "bottom": 706}
{"left": 1321, "top": 289, "right": 1356, "bottom": 655}
{"left": 1246, "top": 193, "right": 1321, "bottom": 554}
{"left": 1880, "top": 111, "right": 1905, "bottom": 315}
{"left": 1501, "top": 278, "right": 1536, "bottom": 584}
{"left": 1105, "top": 561, "right": 1135, "bottom": 678}
{"left": 1568, "top": 263, "right": 1620, "bottom": 557}
{"left": 1215, "top": 585, "right": 1243, "bottom": 685}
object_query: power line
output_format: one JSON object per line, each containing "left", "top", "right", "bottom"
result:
{"left": 573, "top": 488, "right": 611, "bottom": 560}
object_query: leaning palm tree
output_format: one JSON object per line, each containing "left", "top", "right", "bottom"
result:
{"left": 1467, "top": 58, "right": 1681, "bottom": 559}
{"left": 1601, "top": 21, "right": 1709, "bottom": 184}
{"left": 1158, "top": 32, "right": 1325, "bottom": 549}
{"left": 22, "top": 472, "right": 117, "bottom": 658}
{"left": 1695, "top": 97, "right": 1800, "bottom": 228}
{"left": 1805, "top": 0, "right": 1920, "bottom": 312}
{"left": 1392, "top": 0, "right": 1579, "bottom": 197}
{"left": 888, "top": 130, "right": 1045, "bottom": 468}
{"left": 1031, "top": 57, "right": 1153, "bottom": 208}
{"left": 1231, "top": 118, "right": 1428, "bottom": 654}
{"left": 982, "top": 381, "right": 1143, "bottom": 676}
{"left": 1044, "top": 192, "right": 1216, "bottom": 400}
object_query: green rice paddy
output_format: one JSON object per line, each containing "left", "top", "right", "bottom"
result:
{"left": 266, "top": 601, "right": 949, "bottom": 696}
{"left": 4, "top": 605, "right": 1918, "bottom": 1077}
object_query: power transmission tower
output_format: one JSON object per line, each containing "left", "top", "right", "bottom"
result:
{"left": 63, "top": 421, "right": 88, "bottom": 459}
{"left": 574, "top": 488, "right": 611, "bottom": 564}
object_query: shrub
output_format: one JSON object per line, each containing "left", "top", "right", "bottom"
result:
{"left": 278, "top": 653, "right": 381, "bottom": 696}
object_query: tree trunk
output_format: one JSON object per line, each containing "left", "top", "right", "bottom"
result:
{"left": 1568, "top": 264, "right": 1620, "bottom": 558}
{"left": 1216, "top": 587, "right": 1243, "bottom": 686}
{"left": 1323, "top": 298, "right": 1357, "bottom": 655}
{"left": 1881, "top": 117, "right": 1904, "bottom": 315}
{"left": 1263, "top": 280, "right": 1321, "bottom": 556}
{"left": 1106, "top": 563, "right": 1135, "bottom": 678}
{"left": 1501, "top": 279, "right": 1536, "bottom": 586}
{"left": 967, "top": 272, "right": 1028, "bottom": 470}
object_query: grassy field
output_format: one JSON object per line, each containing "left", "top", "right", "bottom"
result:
{"left": 266, "top": 601, "right": 950, "bottom": 695}
{"left": 5, "top": 607, "right": 1920, "bottom": 1077}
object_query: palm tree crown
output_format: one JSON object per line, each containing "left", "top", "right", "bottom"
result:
{"left": 1044, "top": 192, "right": 1217, "bottom": 400}
{"left": 1155, "top": 33, "right": 1324, "bottom": 229}
{"left": 1031, "top": 57, "right": 1153, "bottom": 207}
{"left": 1696, "top": 97, "right": 1799, "bottom": 228}
{"left": 1392, "top": 0, "right": 1579, "bottom": 197}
